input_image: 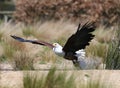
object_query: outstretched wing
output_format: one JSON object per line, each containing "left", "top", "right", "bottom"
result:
{"left": 62, "top": 22, "right": 96, "bottom": 54}
{"left": 11, "top": 35, "right": 54, "bottom": 48}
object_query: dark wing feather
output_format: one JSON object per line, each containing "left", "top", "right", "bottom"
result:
{"left": 62, "top": 22, "right": 96, "bottom": 54}
{"left": 11, "top": 35, "right": 54, "bottom": 48}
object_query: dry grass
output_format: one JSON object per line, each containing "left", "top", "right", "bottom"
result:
{"left": 0, "top": 70, "right": 117, "bottom": 88}
{"left": 23, "top": 68, "right": 76, "bottom": 88}
{"left": 1, "top": 70, "right": 113, "bottom": 88}
{"left": 23, "top": 68, "right": 109, "bottom": 88}
{"left": 86, "top": 26, "right": 115, "bottom": 61}
{"left": 13, "top": 51, "right": 34, "bottom": 70}
{"left": 105, "top": 27, "right": 120, "bottom": 69}
{"left": 86, "top": 40, "right": 108, "bottom": 60}
{"left": 0, "top": 20, "right": 117, "bottom": 70}
{"left": 94, "top": 26, "right": 115, "bottom": 43}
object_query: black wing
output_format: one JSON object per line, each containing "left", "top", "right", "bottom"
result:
{"left": 62, "top": 22, "right": 96, "bottom": 54}
{"left": 11, "top": 35, "right": 54, "bottom": 48}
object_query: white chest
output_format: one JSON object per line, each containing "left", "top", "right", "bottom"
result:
{"left": 53, "top": 46, "right": 65, "bottom": 57}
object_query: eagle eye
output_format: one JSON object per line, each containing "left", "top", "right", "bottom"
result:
{"left": 53, "top": 43, "right": 57, "bottom": 46}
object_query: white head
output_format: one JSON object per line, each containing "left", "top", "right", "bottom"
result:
{"left": 52, "top": 43, "right": 65, "bottom": 57}
{"left": 53, "top": 43, "right": 62, "bottom": 48}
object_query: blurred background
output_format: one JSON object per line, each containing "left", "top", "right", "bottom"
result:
{"left": 0, "top": 0, "right": 120, "bottom": 26}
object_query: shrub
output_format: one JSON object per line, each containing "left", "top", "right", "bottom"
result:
{"left": 14, "top": 0, "right": 120, "bottom": 26}
{"left": 13, "top": 51, "right": 34, "bottom": 70}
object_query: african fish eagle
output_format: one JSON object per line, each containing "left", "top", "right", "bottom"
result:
{"left": 11, "top": 22, "right": 99, "bottom": 69}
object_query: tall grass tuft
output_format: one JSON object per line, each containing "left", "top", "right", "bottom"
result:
{"left": 85, "top": 80, "right": 107, "bottom": 88}
{"left": 13, "top": 51, "right": 34, "bottom": 70}
{"left": 23, "top": 68, "right": 76, "bottom": 88}
{"left": 94, "top": 27, "right": 114, "bottom": 43}
{"left": 0, "top": 31, "right": 3, "bottom": 42}
{"left": 105, "top": 27, "right": 120, "bottom": 69}
{"left": 2, "top": 42, "right": 15, "bottom": 60}
{"left": 86, "top": 40, "right": 108, "bottom": 60}
{"left": 23, "top": 73, "right": 44, "bottom": 88}
{"left": 23, "top": 68, "right": 110, "bottom": 88}
{"left": 43, "top": 68, "right": 75, "bottom": 88}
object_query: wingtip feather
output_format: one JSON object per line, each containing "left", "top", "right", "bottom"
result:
{"left": 10, "top": 35, "right": 16, "bottom": 39}
{"left": 10, "top": 35, "right": 25, "bottom": 42}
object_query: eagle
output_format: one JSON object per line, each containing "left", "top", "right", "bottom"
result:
{"left": 11, "top": 22, "right": 98, "bottom": 69}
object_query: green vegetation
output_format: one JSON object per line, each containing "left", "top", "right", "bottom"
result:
{"left": 2, "top": 42, "right": 14, "bottom": 58}
{"left": 85, "top": 82, "right": 106, "bottom": 88}
{"left": 23, "top": 68, "right": 109, "bottom": 88}
{"left": 0, "top": 31, "right": 3, "bottom": 41}
{"left": 105, "top": 28, "right": 120, "bottom": 69}
{"left": 86, "top": 27, "right": 113, "bottom": 60}
{"left": 86, "top": 41, "right": 108, "bottom": 59}
{"left": 23, "top": 68, "right": 76, "bottom": 88}
{"left": 24, "top": 73, "right": 44, "bottom": 88}
{"left": 0, "top": 41, "right": 15, "bottom": 61}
